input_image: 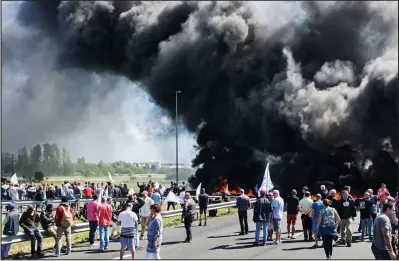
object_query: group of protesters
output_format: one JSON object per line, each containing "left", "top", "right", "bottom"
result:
{"left": 242, "top": 183, "right": 399, "bottom": 260}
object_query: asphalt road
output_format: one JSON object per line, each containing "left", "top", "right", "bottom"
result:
{"left": 39, "top": 210, "right": 376, "bottom": 260}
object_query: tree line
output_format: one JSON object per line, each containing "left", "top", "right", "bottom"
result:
{"left": 1, "top": 143, "right": 195, "bottom": 181}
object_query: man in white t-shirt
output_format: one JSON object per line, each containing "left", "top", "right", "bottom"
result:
{"left": 271, "top": 190, "right": 285, "bottom": 245}
{"left": 139, "top": 191, "right": 154, "bottom": 240}
{"left": 117, "top": 203, "right": 138, "bottom": 260}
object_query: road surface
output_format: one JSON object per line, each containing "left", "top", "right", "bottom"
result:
{"left": 41, "top": 211, "right": 375, "bottom": 259}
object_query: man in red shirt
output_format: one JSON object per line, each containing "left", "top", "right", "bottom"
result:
{"left": 378, "top": 183, "right": 390, "bottom": 213}
{"left": 53, "top": 196, "right": 75, "bottom": 257}
{"left": 83, "top": 184, "right": 93, "bottom": 199}
{"left": 97, "top": 197, "right": 112, "bottom": 251}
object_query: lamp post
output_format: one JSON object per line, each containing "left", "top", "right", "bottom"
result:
{"left": 175, "top": 90, "right": 181, "bottom": 185}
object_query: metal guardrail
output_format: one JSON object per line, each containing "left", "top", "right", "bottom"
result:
{"left": 1, "top": 198, "right": 256, "bottom": 245}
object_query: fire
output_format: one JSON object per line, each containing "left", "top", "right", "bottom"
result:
{"left": 212, "top": 176, "right": 255, "bottom": 197}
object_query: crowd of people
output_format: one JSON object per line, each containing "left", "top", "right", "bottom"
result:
{"left": 1, "top": 179, "right": 198, "bottom": 260}
{"left": 246, "top": 183, "right": 398, "bottom": 260}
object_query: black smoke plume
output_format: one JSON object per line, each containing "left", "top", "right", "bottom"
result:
{"left": 13, "top": 1, "right": 398, "bottom": 195}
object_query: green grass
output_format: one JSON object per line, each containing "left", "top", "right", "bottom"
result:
{"left": 7, "top": 206, "right": 238, "bottom": 258}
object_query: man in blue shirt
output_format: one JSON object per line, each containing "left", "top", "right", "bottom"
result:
{"left": 311, "top": 194, "right": 324, "bottom": 248}
{"left": 151, "top": 189, "right": 162, "bottom": 204}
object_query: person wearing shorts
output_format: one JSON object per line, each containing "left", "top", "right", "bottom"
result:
{"left": 286, "top": 190, "right": 300, "bottom": 239}
{"left": 198, "top": 188, "right": 209, "bottom": 226}
{"left": 118, "top": 203, "right": 138, "bottom": 260}
{"left": 271, "top": 190, "right": 285, "bottom": 245}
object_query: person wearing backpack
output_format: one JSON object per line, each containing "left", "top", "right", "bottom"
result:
{"left": 318, "top": 199, "right": 341, "bottom": 260}
{"left": 53, "top": 196, "right": 75, "bottom": 257}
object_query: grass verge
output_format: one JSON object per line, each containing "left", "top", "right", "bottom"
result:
{"left": 7, "top": 206, "right": 238, "bottom": 259}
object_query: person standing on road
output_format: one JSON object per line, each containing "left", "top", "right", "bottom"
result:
{"left": 368, "top": 189, "right": 378, "bottom": 223}
{"left": 54, "top": 196, "right": 75, "bottom": 257}
{"left": 337, "top": 189, "right": 356, "bottom": 247}
{"left": 151, "top": 189, "right": 162, "bottom": 205}
{"left": 286, "top": 189, "right": 300, "bottom": 239}
{"left": 98, "top": 196, "right": 112, "bottom": 251}
{"left": 183, "top": 192, "right": 197, "bottom": 243}
{"left": 267, "top": 192, "right": 275, "bottom": 241}
{"left": 271, "top": 190, "right": 284, "bottom": 245}
{"left": 198, "top": 188, "right": 209, "bottom": 226}
{"left": 359, "top": 191, "right": 374, "bottom": 241}
{"left": 146, "top": 204, "right": 163, "bottom": 259}
{"left": 378, "top": 183, "right": 390, "bottom": 213}
{"left": 118, "top": 203, "right": 138, "bottom": 260}
{"left": 327, "top": 190, "right": 338, "bottom": 209}
{"left": 371, "top": 201, "right": 396, "bottom": 260}
{"left": 19, "top": 205, "right": 44, "bottom": 257}
{"left": 311, "top": 194, "right": 324, "bottom": 248}
{"left": 320, "top": 185, "right": 328, "bottom": 200}
{"left": 299, "top": 191, "right": 313, "bottom": 241}
{"left": 318, "top": 199, "right": 340, "bottom": 260}
{"left": 87, "top": 194, "right": 100, "bottom": 249}
{"left": 236, "top": 189, "right": 250, "bottom": 235}
{"left": 140, "top": 191, "right": 154, "bottom": 240}
{"left": 253, "top": 189, "right": 272, "bottom": 246}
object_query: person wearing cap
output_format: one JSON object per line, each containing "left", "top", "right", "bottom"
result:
{"left": 318, "top": 198, "right": 340, "bottom": 259}
{"left": 253, "top": 189, "right": 272, "bottom": 246}
{"left": 236, "top": 189, "right": 250, "bottom": 235}
{"left": 311, "top": 194, "right": 324, "bottom": 248}
{"left": 337, "top": 189, "right": 356, "bottom": 247}
{"left": 20, "top": 205, "right": 44, "bottom": 257}
{"left": 2, "top": 203, "right": 19, "bottom": 259}
{"left": 286, "top": 189, "right": 300, "bottom": 239}
{"left": 140, "top": 190, "right": 154, "bottom": 240}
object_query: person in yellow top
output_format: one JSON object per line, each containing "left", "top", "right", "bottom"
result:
{"left": 299, "top": 191, "right": 314, "bottom": 241}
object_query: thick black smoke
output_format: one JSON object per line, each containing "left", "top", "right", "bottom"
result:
{"left": 14, "top": 1, "right": 398, "bottom": 195}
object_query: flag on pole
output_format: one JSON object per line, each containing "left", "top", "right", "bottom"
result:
{"left": 258, "top": 162, "right": 274, "bottom": 197}
{"left": 225, "top": 184, "right": 231, "bottom": 195}
{"left": 155, "top": 181, "right": 160, "bottom": 189}
{"left": 196, "top": 183, "right": 202, "bottom": 200}
{"left": 108, "top": 171, "right": 114, "bottom": 183}
{"left": 163, "top": 191, "right": 179, "bottom": 204}
{"left": 254, "top": 184, "right": 259, "bottom": 194}
{"left": 128, "top": 187, "right": 135, "bottom": 195}
{"left": 11, "top": 173, "right": 18, "bottom": 184}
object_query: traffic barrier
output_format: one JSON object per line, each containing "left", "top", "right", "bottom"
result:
{"left": 1, "top": 198, "right": 256, "bottom": 245}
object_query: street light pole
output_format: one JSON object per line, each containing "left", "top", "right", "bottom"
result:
{"left": 175, "top": 90, "right": 181, "bottom": 186}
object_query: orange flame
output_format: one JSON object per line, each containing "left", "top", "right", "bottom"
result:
{"left": 212, "top": 176, "right": 255, "bottom": 197}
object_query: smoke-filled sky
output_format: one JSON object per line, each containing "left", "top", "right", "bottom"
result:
{"left": 2, "top": 1, "right": 398, "bottom": 172}
{"left": 2, "top": 1, "right": 197, "bottom": 163}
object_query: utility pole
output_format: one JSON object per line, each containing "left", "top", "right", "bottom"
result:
{"left": 175, "top": 90, "right": 181, "bottom": 185}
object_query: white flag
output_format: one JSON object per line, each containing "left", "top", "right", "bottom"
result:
{"left": 128, "top": 187, "right": 135, "bottom": 195}
{"left": 225, "top": 184, "right": 230, "bottom": 195}
{"left": 108, "top": 171, "right": 114, "bottom": 183}
{"left": 155, "top": 181, "right": 160, "bottom": 189}
{"left": 11, "top": 173, "right": 18, "bottom": 184}
{"left": 163, "top": 191, "right": 179, "bottom": 204}
{"left": 258, "top": 162, "right": 274, "bottom": 197}
{"left": 196, "top": 182, "right": 202, "bottom": 199}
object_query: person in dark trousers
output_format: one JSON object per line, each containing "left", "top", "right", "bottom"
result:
{"left": 286, "top": 189, "right": 300, "bottom": 239}
{"left": 299, "top": 191, "right": 313, "bottom": 241}
{"left": 337, "top": 189, "right": 356, "bottom": 247}
{"left": 182, "top": 192, "right": 197, "bottom": 243}
{"left": 358, "top": 191, "right": 374, "bottom": 241}
{"left": 318, "top": 199, "right": 340, "bottom": 260}
{"left": 2, "top": 203, "right": 19, "bottom": 259}
{"left": 20, "top": 205, "right": 44, "bottom": 257}
{"left": 87, "top": 194, "right": 100, "bottom": 249}
{"left": 327, "top": 189, "right": 339, "bottom": 209}
{"left": 253, "top": 189, "right": 272, "bottom": 246}
{"left": 236, "top": 189, "right": 250, "bottom": 235}
{"left": 198, "top": 188, "right": 209, "bottom": 226}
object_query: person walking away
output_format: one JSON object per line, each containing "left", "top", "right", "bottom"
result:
{"left": 130, "top": 194, "right": 145, "bottom": 249}
{"left": 87, "top": 194, "right": 100, "bottom": 248}
{"left": 318, "top": 199, "right": 340, "bottom": 259}
{"left": 236, "top": 189, "right": 250, "bottom": 235}
{"left": 118, "top": 203, "right": 138, "bottom": 260}
{"left": 253, "top": 189, "right": 272, "bottom": 246}
{"left": 53, "top": 196, "right": 74, "bottom": 257}
{"left": 140, "top": 191, "right": 154, "bottom": 240}
{"left": 146, "top": 204, "right": 163, "bottom": 260}
{"left": 151, "top": 189, "right": 162, "bottom": 205}
{"left": 378, "top": 183, "right": 390, "bottom": 214}
{"left": 198, "top": 188, "right": 209, "bottom": 226}
{"left": 19, "top": 205, "right": 44, "bottom": 257}
{"left": 327, "top": 190, "right": 338, "bottom": 209}
{"left": 179, "top": 188, "right": 186, "bottom": 222}
{"left": 371, "top": 201, "right": 396, "bottom": 260}
{"left": 337, "top": 189, "right": 356, "bottom": 247}
{"left": 2, "top": 203, "right": 19, "bottom": 259}
{"left": 311, "top": 194, "right": 324, "bottom": 248}
{"left": 271, "top": 190, "right": 285, "bottom": 245}
{"left": 267, "top": 192, "right": 275, "bottom": 241}
{"left": 286, "top": 189, "right": 300, "bottom": 239}
{"left": 320, "top": 185, "right": 328, "bottom": 200}
{"left": 359, "top": 191, "right": 374, "bottom": 241}
{"left": 98, "top": 196, "right": 112, "bottom": 251}
{"left": 299, "top": 191, "right": 313, "bottom": 241}
{"left": 83, "top": 184, "right": 93, "bottom": 199}
{"left": 111, "top": 200, "right": 122, "bottom": 240}
{"left": 182, "top": 192, "right": 197, "bottom": 242}
{"left": 40, "top": 204, "right": 57, "bottom": 247}
{"left": 368, "top": 189, "right": 378, "bottom": 223}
